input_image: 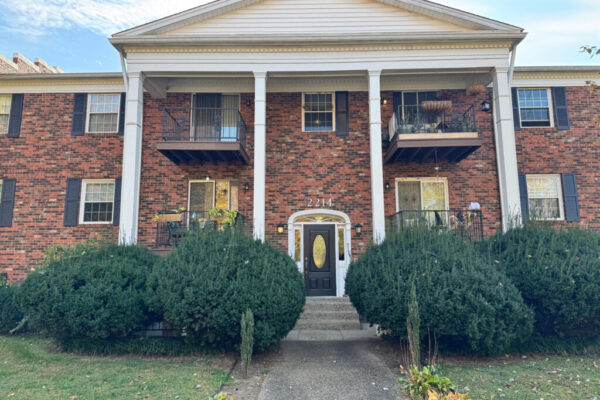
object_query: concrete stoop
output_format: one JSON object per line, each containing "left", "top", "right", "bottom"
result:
{"left": 286, "top": 297, "right": 378, "bottom": 341}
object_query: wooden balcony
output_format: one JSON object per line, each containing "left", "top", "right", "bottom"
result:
{"left": 157, "top": 106, "right": 250, "bottom": 165}
{"left": 384, "top": 102, "right": 482, "bottom": 164}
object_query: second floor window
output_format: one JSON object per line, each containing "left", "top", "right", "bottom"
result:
{"left": 303, "top": 93, "right": 334, "bottom": 132}
{"left": 192, "top": 94, "right": 240, "bottom": 141}
{"left": 87, "top": 94, "right": 121, "bottom": 133}
{"left": 517, "top": 89, "right": 553, "bottom": 127}
{"left": 0, "top": 95, "right": 11, "bottom": 135}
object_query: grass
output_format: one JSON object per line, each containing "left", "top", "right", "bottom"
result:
{"left": 0, "top": 335, "right": 233, "bottom": 400}
{"left": 440, "top": 354, "right": 600, "bottom": 399}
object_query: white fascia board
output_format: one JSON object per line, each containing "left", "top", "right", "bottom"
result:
{"left": 110, "top": 31, "right": 526, "bottom": 50}
{"left": 0, "top": 74, "right": 125, "bottom": 94}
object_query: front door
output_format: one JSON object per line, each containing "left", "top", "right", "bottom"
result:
{"left": 304, "top": 224, "right": 336, "bottom": 296}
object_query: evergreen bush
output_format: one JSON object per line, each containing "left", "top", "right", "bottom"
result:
{"left": 148, "top": 229, "right": 305, "bottom": 352}
{"left": 0, "top": 283, "right": 23, "bottom": 334}
{"left": 345, "top": 227, "right": 533, "bottom": 355}
{"left": 16, "top": 244, "right": 159, "bottom": 340}
{"left": 484, "top": 224, "right": 600, "bottom": 337}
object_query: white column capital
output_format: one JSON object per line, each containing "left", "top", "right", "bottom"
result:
{"left": 368, "top": 69, "right": 382, "bottom": 77}
{"left": 493, "top": 66, "right": 510, "bottom": 75}
{"left": 253, "top": 71, "right": 268, "bottom": 79}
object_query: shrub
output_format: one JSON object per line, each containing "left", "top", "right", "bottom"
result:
{"left": 0, "top": 283, "right": 23, "bottom": 334}
{"left": 148, "top": 229, "right": 305, "bottom": 352}
{"left": 17, "top": 244, "right": 159, "bottom": 340}
{"left": 346, "top": 227, "right": 533, "bottom": 355}
{"left": 484, "top": 224, "right": 600, "bottom": 337}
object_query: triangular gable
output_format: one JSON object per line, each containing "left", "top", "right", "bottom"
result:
{"left": 113, "top": 0, "right": 522, "bottom": 38}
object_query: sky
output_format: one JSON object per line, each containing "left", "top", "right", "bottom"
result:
{"left": 0, "top": 0, "right": 598, "bottom": 73}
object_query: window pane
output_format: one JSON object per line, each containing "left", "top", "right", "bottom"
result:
{"left": 397, "top": 181, "right": 421, "bottom": 211}
{"left": 90, "top": 94, "right": 120, "bottom": 113}
{"left": 0, "top": 95, "right": 11, "bottom": 135}
{"left": 518, "top": 89, "right": 549, "bottom": 108}
{"left": 229, "top": 181, "right": 239, "bottom": 212}
{"left": 304, "top": 93, "right": 334, "bottom": 131}
{"left": 89, "top": 94, "right": 120, "bottom": 133}
{"left": 89, "top": 113, "right": 119, "bottom": 133}
{"left": 527, "top": 176, "right": 559, "bottom": 198}
{"left": 529, "top": 198, "right": 560, "bottom": 219}
{"left": 338, "top": 228, "right": 345, "bottom": 261}
{"left": 221, "top": 95, "right": 239, "bottom": 141}
{"left": 294, "top": 229, "right": 301, "bottom": 262}
{"left": 422, "top": 182, "right": 446, "bottom": 211}
{"left": 189, "top": 182, "right": 214, "bottom": 219}
{"left": 215, "top": 181, "right": 229, "bottom": 210}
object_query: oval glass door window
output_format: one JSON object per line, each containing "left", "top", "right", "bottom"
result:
{"left": 313, "top": 235, "right": 327, "bottom": 269}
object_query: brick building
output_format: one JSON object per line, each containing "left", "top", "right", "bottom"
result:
{"left": 1, "top": 0, "right": 599, "bottom": 297}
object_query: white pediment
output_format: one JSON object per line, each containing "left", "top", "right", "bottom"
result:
{"left": 113, "top": 0, "right": 522, "bottom": 39}
{"left": 163, "top": 0, "right": 470, "bottom": 36}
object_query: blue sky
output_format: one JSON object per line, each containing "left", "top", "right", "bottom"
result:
{"left": 0, "top": 0, "right": 598, "bottom": 73}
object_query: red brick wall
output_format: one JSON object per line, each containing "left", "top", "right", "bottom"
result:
{"left": 0, "top": 93, "right": 122, "bottom": 281}
{"left": 381, "top": 89, "right": 503, "bottom": 236}
{"left": 515, "top": 86, "right": 600, "bottom": 229}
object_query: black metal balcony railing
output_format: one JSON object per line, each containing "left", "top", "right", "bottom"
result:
{"left": 155, "top": 211, "right": 249, "bottom": 247}
{"left": 161, "top": 107, "right": 247, "bottom": 147}
{"left": 386, "top": 209, "right": 484, "bottom": 241}
{"left": 388, "top": 103, "right": 477, "bottom": 138}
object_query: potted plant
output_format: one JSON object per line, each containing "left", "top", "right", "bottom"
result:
{"left": 153, "top": 207, "right": 186, "bottom": 223}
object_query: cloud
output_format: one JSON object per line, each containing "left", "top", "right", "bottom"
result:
{"left": 0, "top": 0, "right": 213, "bottom": 36}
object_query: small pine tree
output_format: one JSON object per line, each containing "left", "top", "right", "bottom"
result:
{"left": 240, "top": 309, "right": 254, "bottom": 379}
{"left": 406, "top": 282, "right": 420, "bottom": 369}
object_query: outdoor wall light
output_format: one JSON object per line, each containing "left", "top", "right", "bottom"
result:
{"left": 243, "top": 182, "right": 250, "bottom": 191}
{"left": 354, "top": 223, "right": 363, "bottom": 235}
{"left": 277, "top": 223, "right": 285, "bottom": 234}
{"left": 381, "top": 98, "right": 388, "bottom": 105}
{"left": 246, "top": 99, "right": 252, "bottom": 107}
{"left": 481, "top": 101, "right": 492, "bottom": 113}
{"left": 385, "top": 182, "right": 390, "bottom": 190}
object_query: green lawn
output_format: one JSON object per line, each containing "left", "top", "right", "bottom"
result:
{"left": 440, "top": 355, "right": 600, "bottom": 399}
{"left": 0, "top": 336, "right": 232, "bottom": 400}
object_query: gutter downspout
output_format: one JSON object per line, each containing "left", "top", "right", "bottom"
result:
{"left": 508, "top": 43, "right": 517, "bottom": 84}
{"left": 119, "top": 49, "right": 129, "bottom": 92}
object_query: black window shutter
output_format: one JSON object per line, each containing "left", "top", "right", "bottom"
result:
{"left": 562, "top": 173, "right": 580, "bottom": 222}
{"left": 0, "top": 179, "right": 17, "bottom": 227}
{"left": 64, "top": 178, "right": 81, "bottom": 226}
{"left": 518, "top": 173, "right": 529, "bottom": 220}
{"left": 7, "top": 94, "right": 24, "bottom": 138}
{"left": 118, "top": 92, "right": 126, "bottom": 135}
{"left": 71, "top": 93, "right": 87, "bottom": 136}
{"left": 113, "top": 177, "right": 122, "bottom": 226}
{"left": 335, "top": 91, "right": 349, "bottom": 137}
{"left": 552, "top": 87, "right": 570, "bottom": 130}
{"left": 511, "top": 88, "right": 521, "bottom": 131}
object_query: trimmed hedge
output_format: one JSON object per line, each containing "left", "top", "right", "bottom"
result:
{"left": 346, "top": 227, "right": 533, "bottom": 355}
{"left": 148, "top": 229, "right": 305, "bottom": 352}
{"left": 484, "top": 224, "right": 600, "bottom": 337}
{"left": 0, "top": 285, "right": 23, "bottom": 334}
{"left": 16, "top": 244, "right": 159, "bottom": 340}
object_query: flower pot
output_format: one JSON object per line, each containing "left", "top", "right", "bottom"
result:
{"left": 421, "top": 100, "right": 452, "bottom": 112}
{"left": 467, "top": 83, "right": 486, "bottom": 96}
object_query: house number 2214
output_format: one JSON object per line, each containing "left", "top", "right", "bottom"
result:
{"left": 308, "top": 198, "right": 333, "bottom": 207}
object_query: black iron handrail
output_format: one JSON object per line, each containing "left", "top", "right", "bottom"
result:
{"left": 388, "top": 103, "right": 477, "bottom": 139}
{"left": 161, "top": 106, "right": 247, "bottom": 148}
{"left": 154, "top": 211, "right": 249, "bottom": 247}
{"left": 386, "top": 209, "right": 484, "bottom": 241}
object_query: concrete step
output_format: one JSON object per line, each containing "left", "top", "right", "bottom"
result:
{"left": 300, "top": 310, "right": 359, "bottom": 320}
{"left": 294, "top": 318, "right": 361, "bottom": 331}
{"left": 304, "top": 299, "right": 358, "bottom": 313}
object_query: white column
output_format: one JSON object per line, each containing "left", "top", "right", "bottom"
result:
{"left": 492, "top": 67, "right": 522, "bottom": 231}
{"left": 253, "top": 71, "right": 267, "bottom": 241}
{"left": 119, "top": 72, "right": 144, "bottom": 244}
{"left": 368, "top": 70, "right": 386, "bottom": 244}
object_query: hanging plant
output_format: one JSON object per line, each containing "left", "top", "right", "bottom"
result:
{"left": 421, "top": 101, "right": 453, "bottom": 113}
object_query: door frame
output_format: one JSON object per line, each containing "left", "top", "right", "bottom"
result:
{"left": 303, "top": 224, "right": 336, "bottom": 297}
{"left": 287, "top": 209, "right": 351, "bottom": 297}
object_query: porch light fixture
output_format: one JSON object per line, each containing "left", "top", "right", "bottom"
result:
{"left": 243, "top": 182, "right": 250, "bottom": 191}
{"left": 246, "top": 99, "right": 252, "bottom": 107}
{"left": 277, "top": 223, "right": 285, "bottom": 234}
{"left": 381, "top": 98, "right": 388, "bottom": 105}
{"left": 385, "top": 182, "right": 390, "bottom": 190}
{"left": 480, "top": 101, "right": 491, "bottom": 113}
{"left": 354, "top": 223, "right": 363, "bottom": 235}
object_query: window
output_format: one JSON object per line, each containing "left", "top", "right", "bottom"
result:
{"left": 303, "top": 93, "right": 335, "bottom": 132}
{"left": 188, "top": 180, "right": 239, "bottom": 223}
{"left": 87, "top": 94, "right": 120, "bottom": 133}
{"left": 79, "top": 180, "right": 115, "bottom": 224}
{"left": 396, "top": 178, "right": 448, "bottom": 212}
{"left": 0, "top": 95, "right": 11, "bottom": 135}
{"left": 395, "top": 91, "right": 437, "bottom": 123}
{"left": 192, "top": 94, "right": 240, "bottom": 141}
{"left": 517, "top": 89, "right": 553, "bottom": 127}
{"left": 526, "top": 174, "right": 564, "bottom": 220}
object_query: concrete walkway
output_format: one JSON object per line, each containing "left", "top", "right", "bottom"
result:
{"left": 257, "top": 340, "right": 404, "bottom": 400}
